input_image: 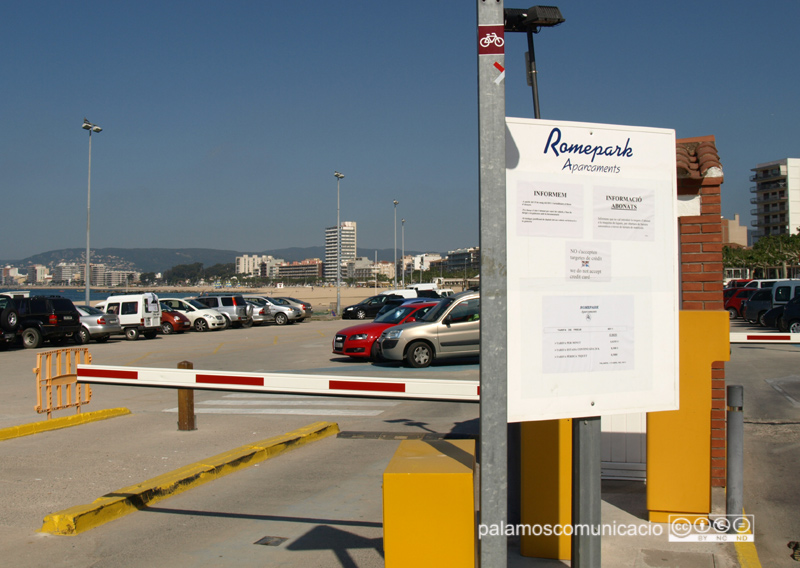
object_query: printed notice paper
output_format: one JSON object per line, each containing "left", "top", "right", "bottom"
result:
{"left": 542, "top": 295, "right": 634, "bottom": 374}
{"left": 517, "top": 181, "right": 583, "bottom": 238}
{"left": 593, "top": 186, "right": 655, "bottom": 241}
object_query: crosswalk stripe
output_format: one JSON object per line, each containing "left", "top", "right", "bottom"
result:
{"left": 162, "top": 408, "right": 385, "bottom": 416}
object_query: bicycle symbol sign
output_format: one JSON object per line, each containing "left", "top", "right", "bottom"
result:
{"left": 480, "top": 32, "right": 504, "bottom": 48}
{"left": 478, "top": 25, "right": 505, "bottom": 55}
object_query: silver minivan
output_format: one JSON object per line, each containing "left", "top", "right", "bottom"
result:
{"left": 771, "top": 279, "right": 800, "bottom": 305}
{"left": 375, "top": 291, "right": 480, "bottom": 368}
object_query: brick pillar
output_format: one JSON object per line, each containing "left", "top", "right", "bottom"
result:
{"left": 676, "top": 136, "right": 726, "bottom": 488}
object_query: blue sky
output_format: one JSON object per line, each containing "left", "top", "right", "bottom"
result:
{"left": 2, "top": 1, "right": 798, "bottom": 260}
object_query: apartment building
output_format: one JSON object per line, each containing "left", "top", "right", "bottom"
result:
{"left": 324, "top": 221, "right": 357, "bottom": 282}
{"left": 750, "top": 158, "right": 800, "bottom": 241}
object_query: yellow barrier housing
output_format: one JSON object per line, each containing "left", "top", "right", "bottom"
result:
{"left": 383, "top": 439, "right": 475, "bottom": 567}
{"left": 647, "top": 310, "right": 730, "bottom": 522}
{"left": 520, "top": 418, "right": 572, "bottom": 560}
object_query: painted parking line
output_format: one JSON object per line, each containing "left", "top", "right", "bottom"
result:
{"left": 197, "top": 399, "right": 400, "bottom": 407}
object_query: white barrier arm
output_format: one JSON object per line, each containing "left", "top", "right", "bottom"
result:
{"left": 730, "top": 332, "right": 800, "bottom": 344}
{"left": 77, "top": 364, "right": 480, "bottom": 402}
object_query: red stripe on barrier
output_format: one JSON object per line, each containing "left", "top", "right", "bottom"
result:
{"left": 477, "top": 386, "right": 480, "bottom": 395}
{"left": 78, "top": 368, "right": 138, "bottom": 380}
{"left": 196, "top": 374, "right": 264, "bottom": 387}
{"left": 747, "top": 335, "right": 791, "bottom": 341}
{"left": 329, "top": 380, "right": 405, "bottom": 393}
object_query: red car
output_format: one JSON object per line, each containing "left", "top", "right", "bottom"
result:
{"left": 160, "top": 304, "right": 192, "bottom": 334}
{"left": 725, "top": 287, "right": 756, "bottom": 319}
{"left": 333, "top": 301, "right": 439, "bottom": 360}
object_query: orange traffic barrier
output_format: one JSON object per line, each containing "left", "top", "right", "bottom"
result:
{"left": 34, "top": 347, "right": 92, "bottom": 419}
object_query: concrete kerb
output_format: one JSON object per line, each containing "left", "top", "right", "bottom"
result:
{"left": 40, "top": 420, "right": 340, "bottom": 535}
{"left": 0, "top": 407, "right": 132, "bottom": 442}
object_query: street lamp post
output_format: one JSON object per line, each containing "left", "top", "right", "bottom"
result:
{"left": 393, "top": 200, "right": 399, "bottom": 287}
{"left": 82, "top": 118, "right": 102, "bottom": 307}
{"left": 401, "top": 218, "right": 405, "bottom": 288}
{"left": 334, "top": 171, "right": 345, "bottom": 317}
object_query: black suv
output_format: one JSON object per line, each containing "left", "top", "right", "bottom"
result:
{"left": 193, "top": 293, "right": 253, "bottom": 328}
{"left": 0, "top": 294, "right": 20, "bottom": 346}
{"left": 341, "top": 294, "right": 403, "bottom": 320}
{"left": 16, "top": 295, "right": 81, "bottom": 348}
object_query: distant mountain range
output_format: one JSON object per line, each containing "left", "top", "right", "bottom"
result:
{"left": 0, "top": 247, "right": 435, "bottom": 274}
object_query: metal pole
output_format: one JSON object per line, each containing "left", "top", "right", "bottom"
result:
{"left": 726, "top": 385, "right": 744, "bottom": 533}
{"left": 477, "top": 0, "right": 507, "bottom": 564}
{"left": 334, "top": 172, "right": 344, "bottom": 317}
{"left": 374, "top": 250, "right": 377, "bottom": 293}
{"left": 85, "top": 130, "right": 92, "bottom": 307}
{"left": 392, "top": 205, "right": 396, "bottom": 287}
{"left": 526, "top": 30, "right": 541, "bottom": 118}
{"left": 401, "top": 218, "right": 405, "bottom": 288}
{"left": 572, "top": 416, "right": 602, "bottom": 567}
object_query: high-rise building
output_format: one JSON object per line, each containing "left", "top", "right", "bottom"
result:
{"left": 324, "top": 221, "right": 357, "bottom": 282}
{"left": 750, "top": 158, "right": 800, "bottom": 241}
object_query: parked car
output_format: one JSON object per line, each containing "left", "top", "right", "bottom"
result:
{"left": 333, "top": 300, "right": 440, "bottom": 360}
{"left": 192, "top": 293, "right": 253, "bottom": 328}
{"left": 375, "top": 297, "right": 434, "bottom": 319}
{"left": 159, "top": 303, "right": 192, "bottom": 334}
{"left": 243, "top": 297, "right": 272, "bottom": 326}
{"left": 15, "top": 295, "right": 81, "bottom": 349}
{"left": 341, "top": 294, "right": 404, "bottom": 320}
{"left": 744, "top": 279, "right": 777, "bottom": 289}
{"left": 242, "top": 295, "right": 302, "bottom": 325}
{"left": 762, "top": 306, "right": 784, "bottom": 329}
{"left": 779, "top": 296, "right": 800, "bottom": 333}
{"left": 159, "top": 298, "right": 227, "bottom": 332}
{"left": 724, "top": 288, "right": 756, "bottom": 319}
{"left": 74, "top": 305, "right": 122, "bottom": 344}
{"left": 97, "top": 293, "right": 161, "bottom": 340}
{"left": 0, "top": 294, "right": 20, "bottom": 346}
{"left": 770, "top": 279, "right": 800, "bottom": 306}
{"left": 275, "top": 297, "right": 314, "bottom": 321}
{"left": 375, "top": 292, "right": 480, "bottom": 368}
{"left": 724, "top": 279, "right": 752, "bottom": 289}
{"left": 741, "top": 288, "right": 774, "bottom": 325}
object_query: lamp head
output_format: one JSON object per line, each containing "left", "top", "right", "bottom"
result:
{"left": 504, "top": 5, "right": 564, "bottom": 32}
{"left": 393, "top": 200, "right": 399, "bottom": 206}
{"left": 91, "top": 126, "right": 102, "bottom": 133}
{"left": 334, "top": 171, "right": 344, "bottom": 180}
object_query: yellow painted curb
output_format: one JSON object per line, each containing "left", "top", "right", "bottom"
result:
{"left": 0, "top": 408, "right": 132, "bottom": 442}
{"left": 41, "top": 421, "right": 340, "bottom": 535}
{"left": 735, "top": 508, "right": 763, "bottom": 568}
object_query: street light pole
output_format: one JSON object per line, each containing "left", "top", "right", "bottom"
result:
{"left": 334, "top": 171, "right": 344, "bottom": 317}
{"left": 401, "top": 218, "right": 405, "bottom": 288}
{"left": 393, "top": 200, "right": 399, "bottom": 288}
{"left": 82, "top": 119, "right": 102, "bottom": 307}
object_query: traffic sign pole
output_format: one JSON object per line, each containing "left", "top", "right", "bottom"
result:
{"left": 477, "top": 0, "right": 508, "bottom": 564}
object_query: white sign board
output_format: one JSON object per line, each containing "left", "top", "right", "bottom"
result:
{"left": 506, "top": 118, "right": 679, "bottom": 422}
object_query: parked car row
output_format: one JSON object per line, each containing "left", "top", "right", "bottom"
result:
{"left": 0, "top": 290, "right": 315, "bottom": 349}
{"left": 733, "top": 279, "right": 800, "bottom": 332}
{"left": 333, "top": 291, "right": 481, "bottom": 368}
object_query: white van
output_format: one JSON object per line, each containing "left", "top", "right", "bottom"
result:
{"left": 771, "top": 280, "right": 800, "bottom": 305}
{"left": 381, "top": 289, "right": 418, "bottom": 299}
{"left": 98, "top": 292, "right": 161, "bottom": 340}
{"left": 744, "top": 279, "right": 777, "bottom": 289}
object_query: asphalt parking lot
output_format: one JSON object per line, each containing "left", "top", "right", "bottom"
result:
{"left": 2, "top": 317, "right": 797, "bottom": 567}
{"left": 0, "top": 319, "right": 479, "bottom": 567}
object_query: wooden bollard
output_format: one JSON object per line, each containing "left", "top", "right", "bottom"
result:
{"left": 177, "top": 361, "right": 196, "bottom": 431}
